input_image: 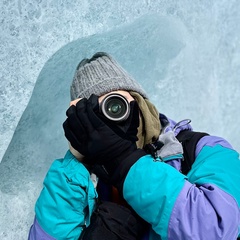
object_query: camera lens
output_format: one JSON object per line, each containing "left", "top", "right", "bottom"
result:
{"left": 100, "top": 94, "right": 130, "bottom": 122}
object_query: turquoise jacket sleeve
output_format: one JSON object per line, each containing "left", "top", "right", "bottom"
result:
{"left": 29, "top": 150, "right": 97, "bottom": 240}
{"left": 123, "top": 155, "right": 187, "bottom": 239}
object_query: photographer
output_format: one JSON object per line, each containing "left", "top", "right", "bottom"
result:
{"left": 28, "top": 52, "right": 240, "bottom": 240}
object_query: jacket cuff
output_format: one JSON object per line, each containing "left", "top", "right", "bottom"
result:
{"left": 110, "top": 149, "right": 147, "bottom": 193}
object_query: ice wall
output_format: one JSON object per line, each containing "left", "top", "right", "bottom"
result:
{"left": 0, "top": 0, "right": 163, "bottom": 162}
{"left": 1, "top": 0, "right": 240, "bottom": 163}
{"left": 1, "top": 1, "right": 240, "bottom": 239}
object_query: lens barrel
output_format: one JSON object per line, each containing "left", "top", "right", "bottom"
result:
{"left": 100, "top": 94, "right": 130, "bottom": 122}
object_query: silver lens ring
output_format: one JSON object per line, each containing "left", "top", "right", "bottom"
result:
{"left": 100, "top": 93, "right": 130, "bottom": 122}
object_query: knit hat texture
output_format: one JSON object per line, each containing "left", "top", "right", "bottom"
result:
{"left": 70, "top": 52, "right": 147, "bottom": 100}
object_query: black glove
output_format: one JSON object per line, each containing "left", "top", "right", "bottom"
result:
{"left": 63, "top": 94, "right": 146, "bottom": 190}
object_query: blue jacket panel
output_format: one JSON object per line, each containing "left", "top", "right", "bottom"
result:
{"left": 32, "top": 150, "right": 97, "bottom": 239}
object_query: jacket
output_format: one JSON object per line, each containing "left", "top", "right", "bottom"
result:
{"left": 28, "top": 115, "right": 240, "bottom": 239}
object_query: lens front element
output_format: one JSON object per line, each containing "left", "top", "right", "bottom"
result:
{"left": 101, "top": 94, "right": 130, "bottom": 122}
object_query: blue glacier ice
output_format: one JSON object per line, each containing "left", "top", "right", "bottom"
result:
{"left": 1, "top": 2, "right": 240, "bottom": 239}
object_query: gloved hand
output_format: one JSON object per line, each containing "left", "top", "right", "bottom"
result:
{"left": 63, "top": 94, "right": 146, "bottom": 189}
{"left": 157, "top": 131, "right": 183, "bottom": 161}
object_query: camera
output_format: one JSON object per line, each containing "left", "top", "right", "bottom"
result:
{"left": 100, "top": 93, "right": 130, "bottom": 122}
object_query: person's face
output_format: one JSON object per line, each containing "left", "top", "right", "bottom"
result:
{"left": 70, "top": 90, "right": 134, "bottom": 106}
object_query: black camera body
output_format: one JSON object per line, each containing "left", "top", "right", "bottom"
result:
{"left": 100, "top": 94, "right": 130, "bottom": 122}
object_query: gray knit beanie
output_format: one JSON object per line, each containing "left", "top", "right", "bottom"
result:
{"left": 70, "top": 52, "right": 147, "bottom": 100}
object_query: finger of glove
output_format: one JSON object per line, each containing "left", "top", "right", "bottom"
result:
{"left": 75, "top": 98, "right": 95, "bottom": 133}
{"left": 65, "top": 105, "right": 87, "bottom": 141}
{"left": 86, "top": 94, "right": 106, "bottom": 129}
{"left": 66, "top": 98, "right": 86, "bottom": 116}
{"left": 63, "top": 119, "right": 87, "bottom": 155}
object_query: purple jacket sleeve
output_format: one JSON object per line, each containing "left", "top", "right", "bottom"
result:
{"left": 167, "top": 136, "right": 240, "bottom": 239}
{"left": 28, "top": 217, "right": 56, "bottom": 240}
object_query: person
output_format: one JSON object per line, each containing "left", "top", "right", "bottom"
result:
{"left": 28, "top": 52, "right": 240, "bottom": 240}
